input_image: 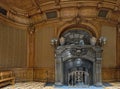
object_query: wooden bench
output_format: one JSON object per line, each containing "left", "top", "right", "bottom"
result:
{"left": 0, "top": 71, "right": 15, "bottom": 87}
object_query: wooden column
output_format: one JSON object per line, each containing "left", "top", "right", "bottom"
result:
{"left": 27, "top": 24, "right": 35, "bottom": 68}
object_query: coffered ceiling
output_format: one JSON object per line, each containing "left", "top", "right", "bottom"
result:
{"left": 0, "top": 0, "right": 35, "bottom": 11}
{"left": 0, "top": 0, "right": 37, "bottom": 15}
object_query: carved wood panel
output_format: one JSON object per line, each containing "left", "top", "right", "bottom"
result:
{"left": 33, "top": 68, "right": 54, "bottom": 83}
{"left": 102, "top": 68, "right": 120, "bottom": 82}
{"left": 12, "top": 68, "right": 33, "bottom": 82}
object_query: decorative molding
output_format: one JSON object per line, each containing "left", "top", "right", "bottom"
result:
{"left": 74, "top": 15, "right": 82, "bottom": 25}
{"left": 33, "top": 67, "right": 55, "bottom": 82}
{"left": 102, "top": 68, "right": 120, "bottom": 82}
{"left": 0, "top": 13, "right": 27, "bottom": 30}
{"left": 0, "top": 1, "right": 120, "bottom": 25}
{"left": 0, "top": 67, "right": 120, "bottom": 83}
{"left": 28, "top": 24, "right": 35, "bottom": 35}
{"left": 116, "top": 23, "right": 120, "bottom": 68}
{"left": 56, "top": 20, "right": 100, "bottom": 39}
{"left": 7, "top": 11, "right": 30, "bottom": 25}
{"left": 32, "top": 0, "right": 42, "bottom": 13}
{"left": 27, "top": 24, "right": 35, "bottom": 68}
{"left": 0, "top": 68, "right": 33, "bottom": 82}
{"left": 55, "top": 0, "right": 60, "bottom": 5}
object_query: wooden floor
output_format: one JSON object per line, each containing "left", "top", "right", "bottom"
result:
{"left": 1, "top": 82, "right": 120, "bottom": 89}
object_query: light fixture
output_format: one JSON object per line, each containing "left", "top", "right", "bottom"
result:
{"left": 50, "top": 38, "right": 58, "bottom": 48}
{"left": 99, "top": 36, "right": 107, "bottom": 47}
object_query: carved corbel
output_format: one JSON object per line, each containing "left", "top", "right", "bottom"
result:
{"left": 55, "top": 0, "right": 60, "bottom": 5}
{"left": 97, "top": 2, "right": 103, "bottom": 8}
{"left": 75, "top": 15, "right": 82, "bottom": 24}
{"left": 28, "top": 24, "right": 35, "bottom": 35}
{"left": 67, "top": 14, "right": 82, "bottom": 25}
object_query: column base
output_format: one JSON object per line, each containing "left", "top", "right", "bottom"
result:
{"left": 55, "top": 82, "right": 63, "bottom": 86}
{"left": 94, "top": 82, "right": 103, "bottom": 87}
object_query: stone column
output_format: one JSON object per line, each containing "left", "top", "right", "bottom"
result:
{"left": 94, "top": 47, "right": 103, "bottom": 86}
{"left": 95, "top": 59, "right": 102, "bottom": 86}
{"left": 55, "top": 57, "right": 63, "bottom": 85}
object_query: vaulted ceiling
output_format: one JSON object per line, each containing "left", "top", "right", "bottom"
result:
{"left": 0, "top": 0, "right": 120, "bottom": 15}
{"left": 0, "top": 0, "right": 120, "bottom": 25}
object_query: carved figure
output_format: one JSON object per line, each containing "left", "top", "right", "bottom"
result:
{"left": 59, "top": 37, "right": 65, "bottom": 45}
{"left": 90, "top": 36, "right": 97, "bottom": 46}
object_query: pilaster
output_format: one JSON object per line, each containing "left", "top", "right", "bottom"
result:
{"left": 27, "top": 24, "right": 35, "bottom": 68}
{"left": 116, "top": 24, "right": 120, "bottom": 68}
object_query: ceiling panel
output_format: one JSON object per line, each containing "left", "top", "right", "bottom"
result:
{"left": 0, "top": 0, "right": 36, "bottom": 11}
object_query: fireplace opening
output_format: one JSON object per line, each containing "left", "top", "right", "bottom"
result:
{"left": 63, "top": 58, "right": 93, "bottom": 86}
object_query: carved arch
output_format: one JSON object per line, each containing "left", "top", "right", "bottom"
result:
{"left": 56, "top": 22, "right": 100, "bottom": 39}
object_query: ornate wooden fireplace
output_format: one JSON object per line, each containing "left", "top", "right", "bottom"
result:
{"left": 54, "top": 28, "right": 104, "bottom": 87}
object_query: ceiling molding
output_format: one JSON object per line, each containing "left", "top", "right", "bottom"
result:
{"left": 0, "top": 0, "right": 119, "bottom": 25}
{"left": 0, "top": 14, "right": 28, "bottom": 30}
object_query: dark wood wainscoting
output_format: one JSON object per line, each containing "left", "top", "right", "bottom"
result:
{"left": 102, "top": 68, "right": 120, "bottom": 82}
{"left": 33, "top": 67, "right": 54, "bottom": 83}
{"left": 12, "top": 68, "right": 33, "bottom": 82}
{"left": 0, "top": 68, "right": 33, "bottom": 82}
{"left": 1, "top": 67, "right": 120, "bottom": 83}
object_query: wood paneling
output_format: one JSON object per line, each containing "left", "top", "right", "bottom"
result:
{"left": 27, "top": 25, "right": 35, "bottom": 68}
{"left": 116, "top": 25, "right": 120, "bottom": 68}
{"left": 102, "top": 68, "right": 119, "bottom": 82}
{"left": 0, "top": 22, "right": 27, "bottom": 68}
{"left": 102, "top": 68, "right": 120, "bottom": 82}
{"left": 1, "top": 68, "right": 120, "bottom": 83}
{"left": 0, "top": 5, "right": 119, "bottom": 83}
{"left": 0, "top": 68, "right": 33, "bottom": 82}
{"left": 34, "top": 25, "right": 55, "bottom": 83}
{"left": 35, "top": 26, "right": 55, "bottom": 68}
{"left": 33, "top": 68, "right": 54, "bottom": 82}
{"left": 12, "top": 68, "right": 33, "bottom": 82}
{"left": 117, "top": 69, "right": 120, "bottom": 81}
{"left": 101, "top": 25, "right": 116, "bottom": 68}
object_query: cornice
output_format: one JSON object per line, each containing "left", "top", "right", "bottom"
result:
{"left": 0, "top": 14, "right": 28, "bottom": 30}
{"left": 1, "top": 0, "right": 120, "bottom": 17}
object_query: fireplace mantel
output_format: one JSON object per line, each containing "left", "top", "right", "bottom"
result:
{"left": 52, "top": 28, "right": 105, "bottom": 87}
{"left": 55, "top": 45, "right": 103, "bottom": 86}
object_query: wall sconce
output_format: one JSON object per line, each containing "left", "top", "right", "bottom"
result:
{"left": 99, "top": 36, "right": 107, "bottom": 47}
{"left": 50, "top": 38, "right": 58, "bottom": 48}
